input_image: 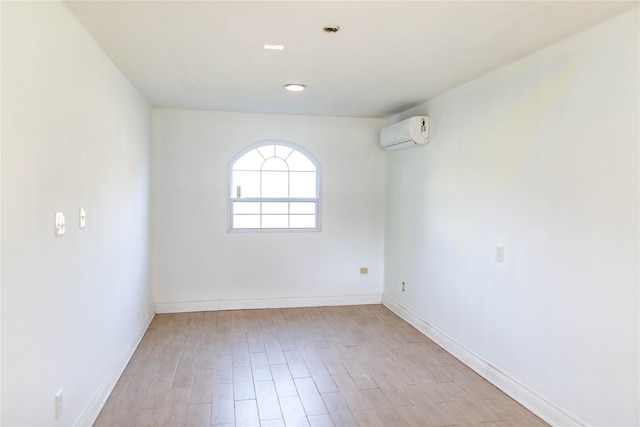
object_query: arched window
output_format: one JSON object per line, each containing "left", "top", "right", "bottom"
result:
{"left": 229, "top": 141, "right": 320, "bottom": 231}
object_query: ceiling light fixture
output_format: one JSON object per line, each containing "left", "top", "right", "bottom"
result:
{"left": 264, "top": 43, "right": 284, "bottom": 51}
{"left": 285, "top": 84, "right": 306, "bottom": 92}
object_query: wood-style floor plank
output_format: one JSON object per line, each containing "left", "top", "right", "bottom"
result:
{"left": 93, "top": 305, "right": 547, "bottom": 427}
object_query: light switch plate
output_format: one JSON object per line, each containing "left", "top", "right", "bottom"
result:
{"left": 79, "top": 208, "right": 86, "bottom": 229}
{"left": 496, "top": 244, "right": 505, "bottom": 262}
{"left": 55, "top": 389, "right": 63, "bottom": 419}
{"left": 55, "top": 212, "right": 66, "bottom": 236}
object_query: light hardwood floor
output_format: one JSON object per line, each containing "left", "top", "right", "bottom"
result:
{"left": 94, "top": 305, "right": 547, "bottom": 427}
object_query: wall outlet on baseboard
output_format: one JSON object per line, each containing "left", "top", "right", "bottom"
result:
{"left": 402, "top": 282, "right": 406, "bottom": 292}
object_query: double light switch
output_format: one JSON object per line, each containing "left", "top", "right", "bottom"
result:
{"left": 54, "top": 212, "right": 66, "bottom": 236}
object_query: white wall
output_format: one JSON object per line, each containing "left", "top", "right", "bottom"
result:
{"left": 0, "top": 2, "right": 3, "bottom": 422}
{"left": 384, "top": 9, "right": 638, "bottom": 427}
{"left": 152, "top": 109, "right": 386, "bottom": 311}
{"left": 1, "top": 2, "right": 152, "bottom": 426}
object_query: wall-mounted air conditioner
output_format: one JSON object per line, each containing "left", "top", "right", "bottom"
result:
{"left": 379, "top": 116, "right": 429, "bottom": 151}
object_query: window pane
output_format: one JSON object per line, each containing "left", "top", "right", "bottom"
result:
{"left": 290, "top": 202, "right": 316, "bottom": 214}
{"left": 233, "top": 149, "right": 264, "bottom": 171}
{"left": 262, "top": 157, "right": 288, "bottom": 171}
{"left": 233, "top": 215, "right": 260, "bottom": 229}
{"left": 275, "top": 145, "right": 293, "bottom": 160}
{"left": 287, "top": 150, "right": 316, "bottom": 171}
{"left": 257, "top": 145, "right": 275, "bottom": 159}
{"left": 230, "top": 143, "right": 320, "bottom": 231}
{"left": 262, "top": 171, "right": 288, "bottom": 197}
{"left": 233, "top": 202, "right": 260, "bottom": 214}
{"left": 262, "top": 202, "right": 288, "bottom": 214}
{"left": 262, "top": 215, "right": 288, "bottom": 228}
{"left": 290, "top": 215, "right": 316, "bottom": 228}
{"left": 232, "top": 171, "right": 260, "bottom": 198}
{"left": 289, "top": 172, "right": 316, "bottom": 198}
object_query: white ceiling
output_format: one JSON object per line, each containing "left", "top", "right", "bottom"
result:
{"left": 65, "top": 1, "right": 638, "bottom": 118}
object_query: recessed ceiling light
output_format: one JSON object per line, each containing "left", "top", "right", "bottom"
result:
{"left": 264, "top": 44, "right": 284, "bottom": 51}
{"left": 285, "top": 84, "right": 306, "bottom": 92}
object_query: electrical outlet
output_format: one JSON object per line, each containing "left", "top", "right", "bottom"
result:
{"left": 55, "top": 389, "right": 63, "bottom": 419}
{"left": 496, "top": 244, "right": 505, "bottom": 262}
{"left": 402, "top": 282, "right": 406, "bottom": 291}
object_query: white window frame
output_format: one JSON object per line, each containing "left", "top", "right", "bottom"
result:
{"left": 228, "top": 140, "right": 322, "bottom": 232}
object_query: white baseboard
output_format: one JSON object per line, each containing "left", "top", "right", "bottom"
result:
{"left": 155, "top": 294, "right": 383, "bottom": 314}
{"left": 382, "top": 296, "right": 585, "bottom": 427}
{"left": 74, "top": 305, "right": 155, "bottom": 427}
